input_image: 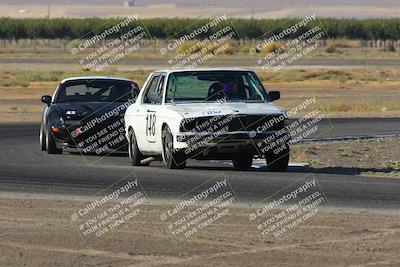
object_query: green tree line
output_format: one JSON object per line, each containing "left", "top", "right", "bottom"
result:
{"left": 0, "top": 17, "right": 399, "bottom": 40}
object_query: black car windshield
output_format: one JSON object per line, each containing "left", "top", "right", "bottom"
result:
{"left": 55, "top": 79, "right": 139, "bottom": 103}
{"left": 165, "top": 71, "right": 269, "bottom": 103}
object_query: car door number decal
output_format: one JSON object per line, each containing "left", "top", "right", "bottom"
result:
{"left": 146, "top": 111, "right": 156, "bottom": 137}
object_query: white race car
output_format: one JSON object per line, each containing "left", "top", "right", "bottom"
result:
{"left": 124, "top": 68, "right": 290, "bottom": 170}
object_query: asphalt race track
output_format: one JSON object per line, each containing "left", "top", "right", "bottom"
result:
{"left": 0, "top": 118, "right": 399, "bottom": 210}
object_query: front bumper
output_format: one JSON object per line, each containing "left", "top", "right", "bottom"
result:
{"left": 176, "top": 131, "right": 284, "bottom": 142}
{"left": 51, "top": 119, "right": 128, "bottom": 153}
{"left": 174, "top": 130, "right": 290, "bottom": 152}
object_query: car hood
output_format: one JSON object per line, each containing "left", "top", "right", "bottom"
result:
{"left": 166, "top": 102, "right": 285, "bottom": 118}
{"left": 54, "top": 102, "right": 127, "bottom": 120}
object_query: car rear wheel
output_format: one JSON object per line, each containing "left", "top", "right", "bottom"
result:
{"left": 232, "top": 154, "right": 253, "bottom": 169}
{"left": 128, "top": 129, "right": 147, "bottom": 166}
{"left": 162, "top": 126, "right": 186, "bottom": 169}
{"left": 46, "top": 125, "right": 62, "bottom": 154}
{"left": 265, "top": 147, "right": 289, "bottom": 172}
{"left": 40, "top": 124, "right": 46, "bottom": 151}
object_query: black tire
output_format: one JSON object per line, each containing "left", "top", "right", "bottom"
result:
{"left": 46, "top": 125, "right": 62, "bottom": 154}
{"left": 232, "top": 154, "right": 253, "bottom": 169}
{"left": 128, "top": 129, "right": 147, "bottom": 166}
{"left": 265, "top": 148, "right": 289, "bottom": 172}
{"left": 162, "top": 126, "right": 186, "bottom": 169}
{"left": 40, "top": 123, "right": 46, "bottom": 151}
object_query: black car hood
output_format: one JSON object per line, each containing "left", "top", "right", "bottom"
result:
{"left": 55, "top": 102, "right": 127, "bottom": 121}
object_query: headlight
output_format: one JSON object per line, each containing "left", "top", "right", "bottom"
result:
{"left": 179, "top": 117, "right": 197, "bottom": 132}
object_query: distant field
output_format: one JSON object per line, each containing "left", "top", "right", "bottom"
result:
{"left": 1, "top": 41, "right": 399, "bottom": 69}
{"left": 0, "top": 36, "right": 399, "bottom": 122}
{"left": 0, "top": 67, "right": 399, "bottom": 122}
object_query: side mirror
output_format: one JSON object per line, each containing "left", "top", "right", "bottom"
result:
{"left": 148, "top": 92, "right": 161, "bottom": 104}
{"left": 41, "top": 95, "right": 52, "bottom": 106}
{"left": 268, "top": 91, "right": 280, "bottom": 101}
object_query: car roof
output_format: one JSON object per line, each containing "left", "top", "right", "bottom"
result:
{"left": 60, "top": 76, "right": 134, "bottom": 84}
{"left": 153, "top": 68, "right": 254, "bottom": 74}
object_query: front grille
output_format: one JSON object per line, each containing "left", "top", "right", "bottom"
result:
{"left": 63, "top": 116, "right": 126, "bottom": 150}
{"left": 180, "top": 114, "right": 285, "bottom": 132}
{"left": 243, "top": 115, "right": 285, "bottom": 131}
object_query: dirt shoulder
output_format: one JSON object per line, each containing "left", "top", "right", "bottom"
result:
{"left": 292, "top": 138, "right": 400, "bottom": 178}
{"left": 0, "top": 197, "right": 399, "bottom": 267}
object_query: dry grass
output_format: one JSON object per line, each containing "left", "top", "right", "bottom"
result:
{"left": 321, "top": 102, "right": 397, "bottom": 113}
{"left": 327, "top": 39, "right": 363, "bottom": 48}
{"left": 260, "top": 68, "right": 400, "bottom": 83}
{"left": 174, "top": 40, "right": 235, "bottom": 55}
{"left": 259, "top": 41, "right": 284, "bottom": 55}
{"left": 0, "top": 67, "right": 399, "bottom": 122}
{"left": 270, "top": 79, "right": 400, "bottom": 117}
{"left": 1, "top": 40, "right": 400, "bottom": 60}
{"left": 291, "top": 138, "right": 400, "bottom": 175}
{"left": 260, "top": 67, "right": 400, "bottom": 117}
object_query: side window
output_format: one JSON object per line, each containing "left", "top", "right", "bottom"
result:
{"left": 156, "top": 75, "right": 166, "bottom": 103}
{"left": 143, "top": 74, "right": 166, "bottom": 104}
{"left": 53, "top": 85, "right": 60, "bottom": 102}
{"left": 130, "top": 82, "right": 140, "bottom": 101}
{"left": 143, "top": 75, "right": 160, "bottom": 104}
{"left": 242, "top": 74, "right": 251, "bottom": 98}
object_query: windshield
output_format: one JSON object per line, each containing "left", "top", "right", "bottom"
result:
{"left": 165, "top": 71, "right": 269, "bottom": 103}
{"left": 55, "top": 79, "right": 139, "bottom": 103}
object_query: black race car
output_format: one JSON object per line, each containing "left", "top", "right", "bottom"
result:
{"left": 40, "top": 76, "right": 139, "bottom": 154}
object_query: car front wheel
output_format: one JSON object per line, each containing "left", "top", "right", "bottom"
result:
{"left": 40, "top": 123, "right": 46, "bottom": 151}
{"left": 265, "top": 147, "right": 289, "bottom": 172}
{"left": 162, "top": 126, "right": 186, "bottom": 169}
{"left": 128, "top": 129, "right": 147, "bottom": 166}
{"left": 232, "top": 154, "right": 253, "bottom": 170}
{"left": 46, "top": 125, "right": 62, "bottom": 154}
